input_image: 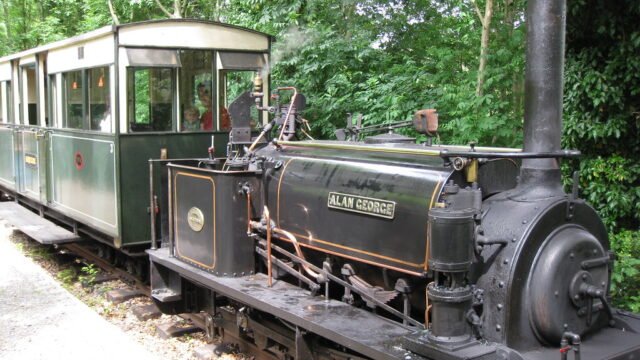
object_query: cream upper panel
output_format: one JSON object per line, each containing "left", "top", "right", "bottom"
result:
{"left": 118, "top": 22, "right": 269, "bottom": 51}
{"left": 0, "top": 62, "right": 11, "bottom": 81}
{"left": 48, "top": 35, "right": 115, "bottom": 74}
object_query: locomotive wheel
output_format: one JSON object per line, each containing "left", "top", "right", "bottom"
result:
{"left": 528, "top": 225, "right": 609, "bottom": 345}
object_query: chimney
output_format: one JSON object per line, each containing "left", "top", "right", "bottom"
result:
{"left": 518, "top": 0, "right": 567, "bottom": 198}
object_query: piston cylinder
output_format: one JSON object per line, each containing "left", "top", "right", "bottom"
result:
{"left": 427, "top": 284, "right": 473, "bottom": 342}
{"left": 428, "top": 208, "right": 475, "bottom": 272}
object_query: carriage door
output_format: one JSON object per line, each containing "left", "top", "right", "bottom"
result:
{"left": 16, "top": 55, "right": 47, "bottom": 203}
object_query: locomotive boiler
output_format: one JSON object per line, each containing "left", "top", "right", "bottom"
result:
{"left": 147, "top": 0, "right": 640, "bottom": 359}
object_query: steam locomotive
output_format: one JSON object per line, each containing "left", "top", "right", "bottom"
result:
{"left": 147, "top": 1, "right": 640, "bottom": 359}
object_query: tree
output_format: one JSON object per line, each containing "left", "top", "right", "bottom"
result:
{"left": 564, "top": 0, "right": 640, "bottom": 311}
{"left": 472, "top": 0, "right": 494, "bottom": 96}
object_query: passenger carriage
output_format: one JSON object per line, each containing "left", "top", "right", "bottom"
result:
{"left": 0, "top": 20, "right": 271, "bottom": 254}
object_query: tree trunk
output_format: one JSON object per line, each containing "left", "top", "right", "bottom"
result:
{"left": 155, "top": 0, "right": 182, "bottom": 18}
{"left": 108, "top": 0, "right": 120, "bottom": 25}
{"left": 475, "top": 0, "right": 494, "bottom": 97}
{"left": 1, "top": 0, "right": 11, "bottom": 44}
{"left": 173, "top": 0, "right": 182, "bottom": 18}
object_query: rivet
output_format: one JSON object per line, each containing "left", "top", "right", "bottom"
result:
{"left": 498, "top": 281, "right": 505, "bottom": 288}
{"left": 503, "top": 259, "right": 509, "bottom": 265}
{"left": 534, "top": 206, "right": 539, "bottom": 210}
{"left": 574, "top": 294, "right": 580, "bottom": 300}
{"left": 593, "top": 249, "right": 598, "bottom": 255}
{"left": 564, "top": 324, "right": 569, "bottom": 329}
{"left": 569, "top": 253, "right": 575, "bottom": 259}
{"left": 555, "top": 291, "right": 559, "bottom": 297}
{"left": 601, "top": 282, "right": 606, "bottom": 287}
{"left": 522, "top": 220, "right": 528, "bottom": 224}
{"left": 582, "top": 274, "right": 588, "bottom": 280}
{"left": 496, "top": 325, "right": 502, "bottom": 331}
{"left": 512, "top": 237, "right": 517, "bottom": 243}
{"left": 497, "top": 304, "right": 503, "bottom": 310}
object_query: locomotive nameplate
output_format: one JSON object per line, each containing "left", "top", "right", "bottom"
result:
{"left": 327, "top": 192, "right": 395, "bottom": 219}
{"left": 187, "top": 207, "right": 205, "bottom": 232}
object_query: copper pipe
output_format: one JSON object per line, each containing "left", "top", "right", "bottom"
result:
{"left": 273, "top": 228, "right": 319, "bottom": 279}
{"left": 425, "top": 282, "right": 433, "bottom": 327}
{"left": 246, "top": 193, "right": 252, "bottom": 234}
{"left": 264, "top": 206, "right": 273, "bottom": 287}
{"left": 248, "top": 219, "right": 320, "bottom": 280}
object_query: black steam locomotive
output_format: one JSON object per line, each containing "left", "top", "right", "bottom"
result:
{"left": 147, "top": 1, "right": 640, "bottom": 359}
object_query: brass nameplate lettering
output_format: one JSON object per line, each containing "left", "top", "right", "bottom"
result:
{"left": 327, "top": 192, "right": 396, "bottom": 219}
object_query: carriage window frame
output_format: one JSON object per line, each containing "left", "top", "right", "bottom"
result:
{"left": 5, "top": 81, "right": 13, "bottom": 124}
{"left": 88, "top": 67, "right": 111, "bottom": 132}
{"left": 217, "top": 52, "right": 267, "bottom": 131}
{"left": 20, "top": 64, "right": 38, "bottom": 126}
{"left": 178, "top": 49, "right": 215, "bottom": 132}
{"left": 0, "top": 81, "right": 5, "bottom": 124}
{"left": 62, "top": 65, "right": 112, "bottom": 132}
{"left": 62, "top": 69, "right": 86, "bottom": 130}
{"left": 47, "top": 74, "right": 57, "bottom": 128}
{"left": 126, "top": 67, "right": 176, "bottom": 133}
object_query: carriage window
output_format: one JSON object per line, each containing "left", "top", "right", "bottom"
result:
{"left": 88, "top": 67, "right": 110, "bottom": 132}
{"left": 22, "top": 66, "right": 38, "bottom": 125}
{"left": 6, "top": 81, "right": 12, "bottom": 124}
{"left": 64, "top": 70, "right": 84, "bottom": 129}
{"left": 220, "top": 70, "right": 258, "bottom": 130}
{"left": 178, "top": 50, "right": 213, "bottom": 132}
{"left": 128, "top": 68, "right": 174, "bottom": 132}
{"left": 47, "top": 75, "right": 57, "bottom": 128}
{"left": 0, "top": 82, "right": 4, "bottom": 123}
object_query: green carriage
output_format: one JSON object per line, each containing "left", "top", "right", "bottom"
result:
{"left": 0, "top": 20, "right": 271, "bottom": 251}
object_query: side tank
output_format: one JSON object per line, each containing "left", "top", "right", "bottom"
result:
{"left": 256, "top": 141, "right": 517, "bottom": 276}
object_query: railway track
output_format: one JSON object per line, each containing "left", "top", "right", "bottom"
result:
{"left": 60, "top": 242, "right": 211, "bottom": 335}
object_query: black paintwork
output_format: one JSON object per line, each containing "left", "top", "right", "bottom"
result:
{"left": 169, "top": 164, "right": 260, "bottom": 277}
{"left": 257, "top": 144, "right": 452, "bottom": 275}
{"left": 150, "top": 247, "right": 427, "bottom": 360}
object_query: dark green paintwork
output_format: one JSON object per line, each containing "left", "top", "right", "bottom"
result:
{"left": 118, "top": 132, "right": 228, "bottom": 246}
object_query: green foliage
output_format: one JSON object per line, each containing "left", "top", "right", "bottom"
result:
{"left": 564, "top": 0, "right": 640, "bottom": 310}
{"left": 609, "top": 231, "right": 640, "bottom": 312}
{"left": 79, "top": 263, "right": 99, "bottom": 287}
{"left": 57, "top": 267, "right": 77, "bottom": 286}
